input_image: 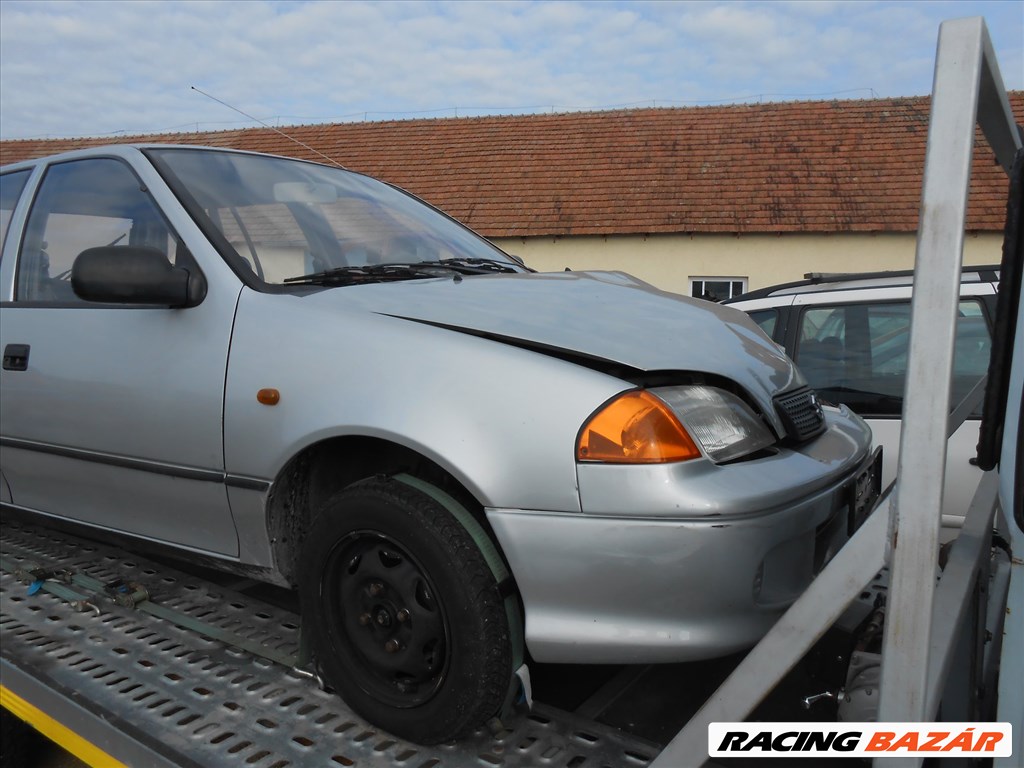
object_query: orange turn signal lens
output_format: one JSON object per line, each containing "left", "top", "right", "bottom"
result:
{"left": 577, "top": 390, "right": 701, "bottom": 463}
{"left": 257, "top": 388, "right": 281, "bottom": 406}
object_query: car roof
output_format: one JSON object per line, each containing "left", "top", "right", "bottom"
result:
{"left": 0, "top": 143, "right": 300, "bottom": 173}
{"left": 724, "top": 264, "right": 1001, "bottom": 303}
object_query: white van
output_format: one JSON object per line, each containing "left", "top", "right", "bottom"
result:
{"left": 728, "top": 266, "right": 999, "bottom": 534}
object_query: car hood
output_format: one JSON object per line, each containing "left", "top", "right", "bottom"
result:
{"left": 319, "top": 270, "right": 802, "bottom": 425}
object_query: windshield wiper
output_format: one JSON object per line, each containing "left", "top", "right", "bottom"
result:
{"left": 434, "top": 257, "right": 526, "bottom": 274}
{"left": 284, "top": 258, "right": 524, "bottom": 286}
{"left": 283, "top": 263, "right": 443, "bottom": 286}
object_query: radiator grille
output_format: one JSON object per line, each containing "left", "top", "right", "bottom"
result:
{"left": 774, "top": 386, "right": 826, "bottom": 442}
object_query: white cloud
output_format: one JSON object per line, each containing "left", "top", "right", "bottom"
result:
{"left": 0, "top": 0, "right": 1020, "bottom": 139}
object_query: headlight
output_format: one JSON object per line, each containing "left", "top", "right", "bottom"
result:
{"left": 577, "top": 386, "right": 775, "bottom": 464}
{"left": 654, "top": 385, "right": 776, "bottom": 463}
{"left": 576, "top": 390, "right": 701, "bottom": 463}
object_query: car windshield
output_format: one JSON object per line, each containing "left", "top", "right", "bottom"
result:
{"left": 147, "top": 148, "right": 523, "bottom": 285}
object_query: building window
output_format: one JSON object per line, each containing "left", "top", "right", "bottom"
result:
{"left": 690, "top": 277, "right": 747, "bottom": 302}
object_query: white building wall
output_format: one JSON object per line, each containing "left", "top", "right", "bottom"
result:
{"left": 492, "top": 232, "right": 1004, "bottom": 296}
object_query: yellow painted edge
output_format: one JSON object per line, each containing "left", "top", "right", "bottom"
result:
{"left": 0, "top": 684, "right": 128, "bottom": 768}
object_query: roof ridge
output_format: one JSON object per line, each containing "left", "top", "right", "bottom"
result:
{"left": 2, "top": 91, "right": 988, "bottom": 144}
{"left": 2, "top": 92, "right": 1020, "bottom": 239}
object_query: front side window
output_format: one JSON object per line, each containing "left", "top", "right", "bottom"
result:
{"left": 15, "top": 158, "right": 184, "bottom": 304}
{"left": 148, "top": 148, "right": 523, "bottom": 286}
{"left": 795, "top": 300, "right": 991, "bottom": 417}
{"left": 1, "top": 170, "right": 32, "bottom": 260}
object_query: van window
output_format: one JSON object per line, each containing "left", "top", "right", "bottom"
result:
{"left": 795, "top": 300, "right": 990, "bottom": 417}
{"left": 747, "top": 309, "right": 778, "bottom": 340}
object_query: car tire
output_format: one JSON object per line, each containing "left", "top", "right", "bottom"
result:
{"left": 298, "top": 476, "right": 515, "bottom": 744}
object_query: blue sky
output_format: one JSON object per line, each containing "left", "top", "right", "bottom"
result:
{"left": 1, "top": 0, "right": 1021, "bottom": 140}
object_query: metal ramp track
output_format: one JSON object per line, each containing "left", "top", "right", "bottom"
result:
{"left": 0, "top": 519, "right": 657, "bottom": 768}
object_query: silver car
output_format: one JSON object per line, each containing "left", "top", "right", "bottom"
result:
{"left": 0, "top": 145, "right": 877, "bottom": 743}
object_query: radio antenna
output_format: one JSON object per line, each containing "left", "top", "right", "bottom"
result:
{"left": 190, "top": 86, "right": 347, "bottom": 169}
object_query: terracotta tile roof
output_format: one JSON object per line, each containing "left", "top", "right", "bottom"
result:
{"left": 2, "top": 94, "right": 1021, "bottom": 237}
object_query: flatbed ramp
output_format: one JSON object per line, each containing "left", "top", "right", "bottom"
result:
{"left": 0, "top": 520, "right": 658, "bottom": 768}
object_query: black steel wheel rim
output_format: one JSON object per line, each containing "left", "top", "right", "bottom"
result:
{"left": 321, "top": 531, "right": 450, "bottom": 708}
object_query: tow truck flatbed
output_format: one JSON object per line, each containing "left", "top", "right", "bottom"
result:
{"left": 0, "top": 518, "right": 658, "bottom": 768}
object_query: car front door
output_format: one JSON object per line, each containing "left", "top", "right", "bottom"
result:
{"left": 0, "top": 155, "right": 240, "bottom": 555}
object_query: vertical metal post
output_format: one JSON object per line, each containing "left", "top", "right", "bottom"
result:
{"left": 994, "top": 156, "right": 1024, "bottom": 768}
{"left": 924, "top": 471, "right": 999, "bottom": 717}
{"left": 875, "top": 19, "right": 1022, "bottom": 768}
{"left": 876, "top": 18, "right": 984, "bottom": 738}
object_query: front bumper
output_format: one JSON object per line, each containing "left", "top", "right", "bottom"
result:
{"left": 485, "top": 409, "right": 875, "bottom": 664}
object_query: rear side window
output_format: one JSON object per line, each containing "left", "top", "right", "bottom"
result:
{"left": 15, "top": 158, "right": 183, "bottom": 304}
{"left": 1, "top": 170, "right": 31, "bottom": 260}
{"left": 795, "top": 300, "right": 991, "bottom": 417}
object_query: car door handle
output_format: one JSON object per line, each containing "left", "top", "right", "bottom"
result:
{"left": 2, "top": 344, "right": 30, "bottom": 371}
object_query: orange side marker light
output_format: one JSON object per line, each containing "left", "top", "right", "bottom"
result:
{"left": 257, "top": 388, "right": 280, "bottom": 406}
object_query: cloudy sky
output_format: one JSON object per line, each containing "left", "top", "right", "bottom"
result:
{"left": 1, "top": 0, "right": 1021, "bottom": 140}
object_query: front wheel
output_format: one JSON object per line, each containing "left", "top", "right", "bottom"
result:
{"left": 298, "top": 477, "right": 516, "bottom": 744}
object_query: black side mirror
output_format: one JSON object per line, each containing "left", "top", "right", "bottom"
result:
{"left": 71, "top": 246, "right": 205, "bottom": 307}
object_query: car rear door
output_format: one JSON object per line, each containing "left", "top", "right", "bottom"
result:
{"left": 0, "top": 153, "right": 241, "bottom": 556}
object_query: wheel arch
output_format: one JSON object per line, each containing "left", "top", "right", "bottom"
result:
{"left": 265, "top": 434, "right": 511, "bottom": 589}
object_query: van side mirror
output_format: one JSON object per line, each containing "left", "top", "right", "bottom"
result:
{"left": 71, "top": 246, "right": 205, "bottom": 307}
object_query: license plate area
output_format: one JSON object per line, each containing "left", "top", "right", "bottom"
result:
{"left": 848, "top": 447, "right": 883, "bottom": 535}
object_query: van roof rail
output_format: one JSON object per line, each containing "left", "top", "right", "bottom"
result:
{"left": 727, "top": 263, "right": 1001, "bottom": 302}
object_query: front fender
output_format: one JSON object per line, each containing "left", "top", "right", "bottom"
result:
{"left": 223, "top": 288, "right": 627, "bottom": 514}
